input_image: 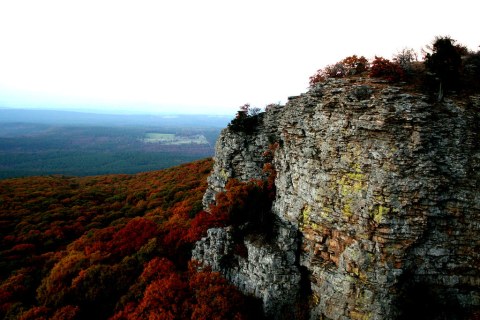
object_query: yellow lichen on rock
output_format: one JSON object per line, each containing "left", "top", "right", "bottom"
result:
{"left": 338, "top": 163, "right": 366, "bottom": 218}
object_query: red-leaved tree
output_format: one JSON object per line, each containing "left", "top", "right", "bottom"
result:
{"left": 370, "top": 56, "right": 405, "bottom": 82}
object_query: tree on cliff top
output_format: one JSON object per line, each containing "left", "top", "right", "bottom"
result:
{"left": 228, "top": 104, "right": 261, "bottom": 134}
{"left": 424, "top": 36, "right": 462, "bottom": 101}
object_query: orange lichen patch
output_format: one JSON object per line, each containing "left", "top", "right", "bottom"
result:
{"left": 303, "top": 228, "right": 354, "bottom": 267}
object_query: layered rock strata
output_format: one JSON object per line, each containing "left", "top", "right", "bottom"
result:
{"left": 193, "top": 78, "right": 480, "bottom": 319}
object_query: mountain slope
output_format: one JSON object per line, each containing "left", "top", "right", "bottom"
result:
{"left": 0, "top": 159, "right": 262, "bottom": 319}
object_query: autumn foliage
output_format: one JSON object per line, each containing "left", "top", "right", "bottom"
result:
{"left": 309, "top": 55, "right": 369, "bottom": 86}
{"left": 309, "top": 37, "right": 480, "bottom": 98}
{"left": 112, "top": 261, "right": 250, "bottom": 320}
{"left": 369, "top": 56, "right": 405, "bottom": 82}
{"left": 0, "top": 159, "right": 262, "bottom": 319}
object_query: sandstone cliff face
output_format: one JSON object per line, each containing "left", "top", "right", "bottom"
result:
{"left": 193, "top": 78, "right": 480, "bottom": 319}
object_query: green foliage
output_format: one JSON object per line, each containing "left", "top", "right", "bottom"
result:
{"left": 0, "top": 125, "right": 220, "bottom": 179}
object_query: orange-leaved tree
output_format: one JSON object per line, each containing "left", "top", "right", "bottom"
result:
{"left": 309, "top": 55, "right": 369, "bottom": 86}
{"left": 369, "top": 56, "right": 405, "bottom": 82}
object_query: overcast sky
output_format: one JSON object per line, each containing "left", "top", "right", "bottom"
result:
{"left": 0, "top": 0, "right": 478, "bottom": 115}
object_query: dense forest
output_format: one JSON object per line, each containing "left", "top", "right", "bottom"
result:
{"left": 0, "top": 123, "right": 221, "bottom": 179}
{"left": 0, "top": 159, "right": 267, "bottom": 319}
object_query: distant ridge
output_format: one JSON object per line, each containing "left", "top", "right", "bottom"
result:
{"left": 0, "top": 108, "right": 232, "bottom": 128}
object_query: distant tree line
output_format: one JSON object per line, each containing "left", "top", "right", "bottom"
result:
{"left": 0, "top": 125, "right": 220, "bottom": 179}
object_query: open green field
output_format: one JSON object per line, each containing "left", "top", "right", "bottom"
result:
{"left": 0, "top": 124, "right": 219, "bottom": 179}
{"left": 143, "top": 132, "right": 209, "bottom": 145}
{"left": 144, "top": 133, "right": 176, "bottom": 142}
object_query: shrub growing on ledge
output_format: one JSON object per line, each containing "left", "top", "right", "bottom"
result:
{"left": 206, "top": 143, "right": 278, "bottom": 238}
{"left": 308, "top": 36, "right": 480, "bottom": 98}
{"left": 210, "top": 178, "right": 274, "bottom": 236}
{"left": 309, "top": 55, "right": 369, "bottom": 87}
{"left": 369, "top": 56, "right": 405, "bottom": 82}
{"left": 309, "top": 69, "right": 328, "bottom": 87}
{"left": 341, "top": 55, "right": 370, "bottom": 75}
{"left": 393, "top": 48, "right": 418, "bottom": 76}
{"left": 228, "top": 104, "right": 261, "bottom": 134}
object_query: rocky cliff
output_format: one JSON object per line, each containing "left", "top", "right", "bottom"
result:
{"left": 192, "top": 77, "right": 480, "bottom": 319}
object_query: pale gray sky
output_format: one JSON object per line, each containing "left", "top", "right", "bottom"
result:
{"left": 0, "top": 0, "right": 478, "bottom": 115}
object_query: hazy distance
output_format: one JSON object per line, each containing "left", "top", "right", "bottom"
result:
{"left": 0, "top": 0, "right": 478, "bottom": 115}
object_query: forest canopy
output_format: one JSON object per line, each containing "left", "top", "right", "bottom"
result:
{"left": 0, "top": 159, "right": 263, "bottom": 319}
